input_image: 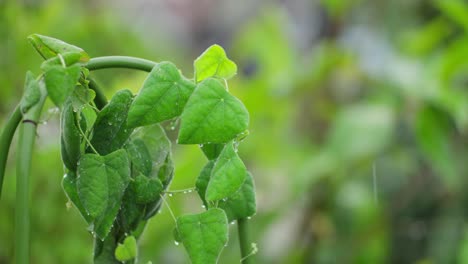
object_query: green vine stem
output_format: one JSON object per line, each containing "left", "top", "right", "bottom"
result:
{"left": 15, "top": 85, "right": 47, "bottom": 264}
{"left": 238, "top": 218, "right": 254, "bottom": 264}
{"left": 86, "top": 56, "right": 156, "bottom": 72}
{"left": 0, "top": 104, "right": 22, "bottom": 200}
{"left": 87, "top": 77, "right": 108, "bottom": 110}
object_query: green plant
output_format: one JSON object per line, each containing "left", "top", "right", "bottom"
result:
{"left": 0, "top": 35, "right": 257, "bottom": 264}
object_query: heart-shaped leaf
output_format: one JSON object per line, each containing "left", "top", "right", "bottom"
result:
{"left": 196, "top": 162, "right": 256, "bottom": 222}
{"left": 115, "top": 236, "right": 137, "bottom": 262}
{"left": 218, "top": 172, "right": 256, "bottom": 222}
{"left": 77, "top": 149, "right": 131, "bottom": 239}
{"left": 133, "top": 174, "right": 163, "bottom": 204}
{"left": 20, "top": 71, "right": 41, "bottom": 113}
{"left": 125, "top": 138, "right": 153, "bottom": 176}
{"left": 44, "top": 64, "right": 81, "bottom": 108}
{"left": 127, "top": 62, "right": 196, "bottom": 128}
{"left": 194, "top": 44, "right": 237, "bottom": 82}
{"left": 175, "top": 208, "right": 228, "bottom": 264}
{"left": 177, "top": 78, "right": 249, "bottom": 144}
{"left": 91, "top": 89, "right": 134, "bottom": 155}
{"left": 206, "top": 142, "right": 246, "bottom": 201}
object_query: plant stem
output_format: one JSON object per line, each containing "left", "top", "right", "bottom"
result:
{"left": 87, "top": 78, "right": 108, "bottom": 110}
{"left": 0, "top": 104, "right": 22, "bottom": 200}
{"left": 15, "top": 85, "right": 47, "bottom": 264}
{"left": 238, "top": 218, "right": 254, "bottom": 264}
{"left": 86, "top": 56, "right": 157, "bottom": 72}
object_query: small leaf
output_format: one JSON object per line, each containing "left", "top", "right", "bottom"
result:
{"left": 60, "top": 100, "right": 82, "bottom": 171}
{"left": 218, "top": 172, "right": 256, "bottom": 222}
{"left": 178, "top": 78, "right": 249, "bottom": 144}
{"left": 41, "top": 52, "right": 83, "bottom": 70}
{"left": 176, "top": 208, "right": 228, "bottom": 264}
{"left": 81, "top": 105, "right": 97, "bottom": 132}
{"left": 194, "top": 44, "right": 237, "bottom": 82}
{"left": 77, "top": 149, "right": 131, "bottom": 239}
{"left": 20, "top": 71, "right": 41, "bottom": 113}
{"left": 196, "top": 162, "right": 256, "bottom": 222}
{"left": 125, "top": 138, "right": 153, "bottom": 176}
{"left": 70, "top": 84, "right": 96, "bottom": 112}
{"left": 132, "top": 174, "right": 163, "bottom": 204}
{"left": 28, "top": 34, "right": 89, "bottom": 62}
{"left": 127, "top": 62, "right": 196, "bottom": 128}
{"left": 206, "top": 142, "right": 247, "bottom": 201}
{"left": 44, "top": 64, "right": 81, "bottom": 108}
{"left": 62, "top": 171, "right": 92, "bottom": 223}
{"left": 91, "top": 89, "right": 134, "bottom": 155}
{"left": 115, "top": 236, "right": 137, "bottom": 262}
{"left": 200, "top": 143, "right": 225, "bottom": 160}
{"left": 195, "top": 161, "right": 215, "bottom": 208}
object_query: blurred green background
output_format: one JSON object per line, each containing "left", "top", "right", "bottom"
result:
{"left": 2, "top": 0, "right": 468, "bottom": 263}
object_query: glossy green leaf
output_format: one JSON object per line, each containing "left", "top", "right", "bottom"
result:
{"left": 127, "top": 62, "right": 196, "bottom": 128}
{"left": 20, "top": 71, "right": 41, "bottom": 113}
{"left": 194, "top": 44, "right": 237, "bottom": 82}
{"left": 60, "top": 100, "right": 82, "bottom": 171}
{"left": 77, "top": 149, "right": 131, "bottom": 239}
{"left": 196, "top": 162, "right": 256, "bottom": 222}
{"left": 118, "top": 182, "right": 145, "bottom": 233}
{"left": 206, "top": 141, "right": 246, "bottom": 201}
{"left": 200, "top": 143, "right": 225, "bottom": 160}
{"left": 178, "top": 78, "right": 249, "bottom": 144}
{"left": 218, "top": 172, "right": 256, "bottom": 222}
{"left": 90, "top": 89, "right": 134, "bottom": 155}
{"left": 115, "top": 236, "right": 137, "bottom": 262}
{"left": 132, "top": 174, "right": 163, "bottom": 204}
{"left": 62, "top": 171, "right": 92, "bottom": 223}
{"left": 28, "top": 34, "right": 89, "bottom": 62}
{"left": 81, "top": 105, "right": 97, "bottom": 132}
{"left": 175, "top": 208, "right": 228, "bottom": 264}
{"left": 44, "top": 64, "right": 81, "bottom": 108}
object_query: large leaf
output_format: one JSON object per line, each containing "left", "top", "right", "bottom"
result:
{"left": 44, "top": 64, "right": 81, "bottom": 108}
{"left": 178, "top": 78, "right": 249, "bottom": 144}
{"left": 175, "top": 208, "right": 228, "bottom": 264}
{"left": 205, "top": 142, "right": 247, "bottom": 201}
{"left": 77, "top": 149, "right": 131, "bottom": 239}
{"left": 62, "top": 171, "right": 92, "bottom": 223}
{"left": 20, "top": 71, "right": 41, "bottom": 113}
{"left": 28, "top": 34, "right": 89, "bottom": 62}
{"left": 91, "top": 89, "right": 134, "bottom": 155}
{"left": 127, "top": 62, "right": 196, "bottom": 128}
{"left": 194, "top": 44, "right": 237, "bottom": 82}
{"left": 60, "top": 100, "right": 82, "bottom": 171}
{"left": 125, "top": 138, "right": 152, "bottom": 176}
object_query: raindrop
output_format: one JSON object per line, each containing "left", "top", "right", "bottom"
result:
{"left": 107, "top": 122, "right": 113, "bottom": 126}
{"left": 174, "top": 241, "right": 180, "bottom": 246}
{"left": 201, "top": 205, "right": 206, "bottom": 209}
{"left": 199, "top": 144, "right": 204, "bottom": 148}
{"left": 247, "top": 217, "right": 252, "bottom": 220}
{"left": 230, "top": 221, "right": 235, "bottom": 225}
{"left": 170, "top": 126, "right": 176, "bottom": 131}
{"left": 169, "top": 193, "right": 173, "bottom": 197}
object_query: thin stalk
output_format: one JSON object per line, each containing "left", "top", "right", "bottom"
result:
{"left": 15, "top": 85, "right": 47, "bottom": 264}
{"left": 87, "top": 78, "right": 107, "bottom": 110}
{"left": 86, "top": 56, "right": 157, "bottom": 72}
{"left": 0, "top": 104, "right": 22, "bottom": 200}
{"left": 238, "top": 218, "right": 254, "bottom": 264}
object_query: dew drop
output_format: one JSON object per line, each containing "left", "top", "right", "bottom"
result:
{"left": 169, "top": 193, "right": 173, "bottom": 197}
{"left": 201, "top": 205, "right": 206, "bottom": 209}
{"left": 170, "top": 126, "right": 176, "bottom": 130}
{"left": 174, "top": 241, "right": 180, "bottom": 246}
{"left": 230, "top": 221, "right": 235, "bottom": 225}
